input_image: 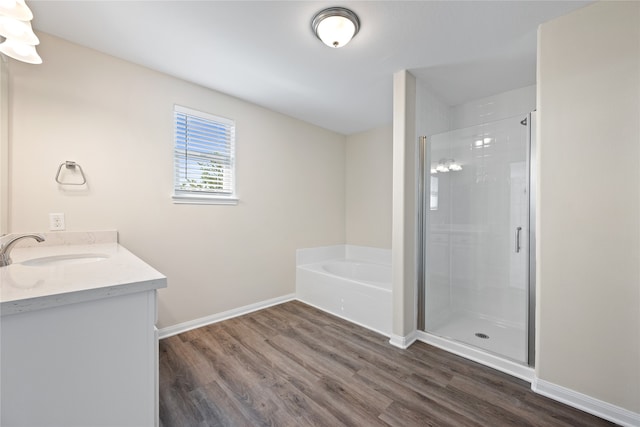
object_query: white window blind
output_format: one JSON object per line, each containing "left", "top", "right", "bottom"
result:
{"left": 173, "top": 105, "right": 236, "bottom": 204}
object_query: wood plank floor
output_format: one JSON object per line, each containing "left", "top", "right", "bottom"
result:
{"left": 159, "top": 300, "right": 614, "bottom": 427}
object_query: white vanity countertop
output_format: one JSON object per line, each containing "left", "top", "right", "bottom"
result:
{"left": 0, "top": 231, "right": 167, "bottom": 316}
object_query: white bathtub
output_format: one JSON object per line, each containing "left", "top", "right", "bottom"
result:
{"left": 320, "top": 261, "right": 392, "bottom": 286}
{"left": 296, "top": 246, "right": 392, "bottom": 336}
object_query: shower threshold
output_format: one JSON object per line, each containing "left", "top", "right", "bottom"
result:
{"left": 428, "top": 314, "right": 527, "bottom": 364}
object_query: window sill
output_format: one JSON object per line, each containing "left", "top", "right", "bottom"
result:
{"left": 172, "top": 193, "right": 238, "bottom": 205}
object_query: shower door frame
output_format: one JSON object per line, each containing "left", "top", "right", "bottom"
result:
{"left": 526, "top": 111, "right": 537, "bottom": 366}
{"left": 417, "top": 112, "right": 537, "bottom": 367}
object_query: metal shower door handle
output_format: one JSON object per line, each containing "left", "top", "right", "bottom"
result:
{"left": 515, "top": 227, "right": 522, "bottom": 253}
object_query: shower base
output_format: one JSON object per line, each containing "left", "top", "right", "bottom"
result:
{"left": 428, "top": 313, "right": 527, "bottom": 363}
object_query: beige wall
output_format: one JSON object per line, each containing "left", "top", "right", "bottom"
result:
{"left": 7, "top": 33, "right": 346, "bottom": 328}
{"left": 0, "top": 59, "right": 8, "bottom": 234}
{"left": 391, "top": 70, "right": 417, "bottom": 340}
{"left": 345, "top": 125, "right": 392, "bottom": 249}
{"left": 537, "top": 1, "right": 639, "bottom": 412}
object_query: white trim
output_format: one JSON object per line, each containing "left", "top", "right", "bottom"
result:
{"left": 532, "top": 378, "right": 640, "bottom": 427}
{"left": 416, "top": 330, "right": 535, "bottom": 382}
{"left": 158, "top": 294, "right": 295, "bottom": 339}
{"left": 389, "top": 330, "right": 418, "bottom": 349}
{"left": 171, "top": 193, "right": 238, "bottom": 205}
{"left": 174, "top": 104, "right": 234, "bottom": 126}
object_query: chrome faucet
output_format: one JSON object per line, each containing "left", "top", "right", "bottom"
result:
{"left": 0, "top": 234, "right": 46, "bottom": 267}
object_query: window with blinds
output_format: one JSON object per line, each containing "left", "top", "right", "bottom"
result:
{"left": 173, "top": 105, "right": 237, "bottom": 204}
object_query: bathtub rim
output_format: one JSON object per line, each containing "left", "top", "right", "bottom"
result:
{"left": 297, "top": 259, "right": 392, "bottom": 292}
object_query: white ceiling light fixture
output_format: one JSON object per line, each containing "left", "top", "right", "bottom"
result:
{"left": 312, "top": 7, "right": 360, "bottom": 48}
{"left": 0, "top": 0, "right": 32, "bottom": 21}
{"left": 0, "top": 0, "right": 41, "bottom": 64}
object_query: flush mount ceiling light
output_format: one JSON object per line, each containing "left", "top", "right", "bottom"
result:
{"left": 312, "top": 7, "right": 360, "bottom": 48}
{"left": 0, "top": 0, "right": 41, "bottom": 64}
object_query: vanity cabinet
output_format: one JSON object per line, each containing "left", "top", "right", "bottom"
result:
{"left": 0, "top": 233, "right": 166, "bottom": 427}
{"left": 1, "top": 290, "right": 159, "bottom": 426}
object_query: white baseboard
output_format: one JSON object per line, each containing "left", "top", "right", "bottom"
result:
{"left": 157, "top": 293, "right": 296, "bottom": 339}
{"left": 532, "top": 378, "right": 640, "bottom": 427}
{"left": 389, "top": 330, "right": 418, "bottom": 349}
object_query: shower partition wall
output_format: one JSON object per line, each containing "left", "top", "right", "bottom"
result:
{"left": 420, "top": 113, "right": 534, "bottom": 365}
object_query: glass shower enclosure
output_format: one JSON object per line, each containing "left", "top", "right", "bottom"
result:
{"left": 419, "top": 113, "right": 535, "bottom": 365}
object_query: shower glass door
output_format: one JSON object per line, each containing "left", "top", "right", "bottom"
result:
{"left": 423, "top": 114, "right": 530, "bottom": 364}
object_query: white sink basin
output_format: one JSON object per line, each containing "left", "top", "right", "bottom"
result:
{"left": 22, "top": 253, "right": 109, "bottom": 267}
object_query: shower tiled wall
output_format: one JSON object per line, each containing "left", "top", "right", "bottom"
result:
{"left": 451, "top": 85, "right": 536, "bottom": 129}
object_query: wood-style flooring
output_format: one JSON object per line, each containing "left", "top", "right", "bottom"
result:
{"left": 159, "top": 300, "right": 614, "bottom": 427}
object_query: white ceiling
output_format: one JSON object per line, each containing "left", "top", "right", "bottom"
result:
{"left": 28, "top": 1, "right": 590, "bottom": 135}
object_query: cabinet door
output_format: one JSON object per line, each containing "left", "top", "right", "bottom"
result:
{"left": 1, "top": 291, "right": 157, "bottom": 427}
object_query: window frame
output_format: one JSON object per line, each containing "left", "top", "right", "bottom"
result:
{"left": 172, "top": 105, "right": 238, "bottom": 205}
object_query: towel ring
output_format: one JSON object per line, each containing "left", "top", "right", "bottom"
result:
{"left": 55, "top": 161, "right": 87, "bottom": 185}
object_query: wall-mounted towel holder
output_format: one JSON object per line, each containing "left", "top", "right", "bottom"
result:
{"left": 55, "top": 161, "right": 87, "bottom": 185}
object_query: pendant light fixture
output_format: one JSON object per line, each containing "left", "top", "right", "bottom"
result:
{"left": 312, "top": 7, "right": 360, "bottom": 48}
{"left": 0, "top": 0, "right": 41, "bottom": 64}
